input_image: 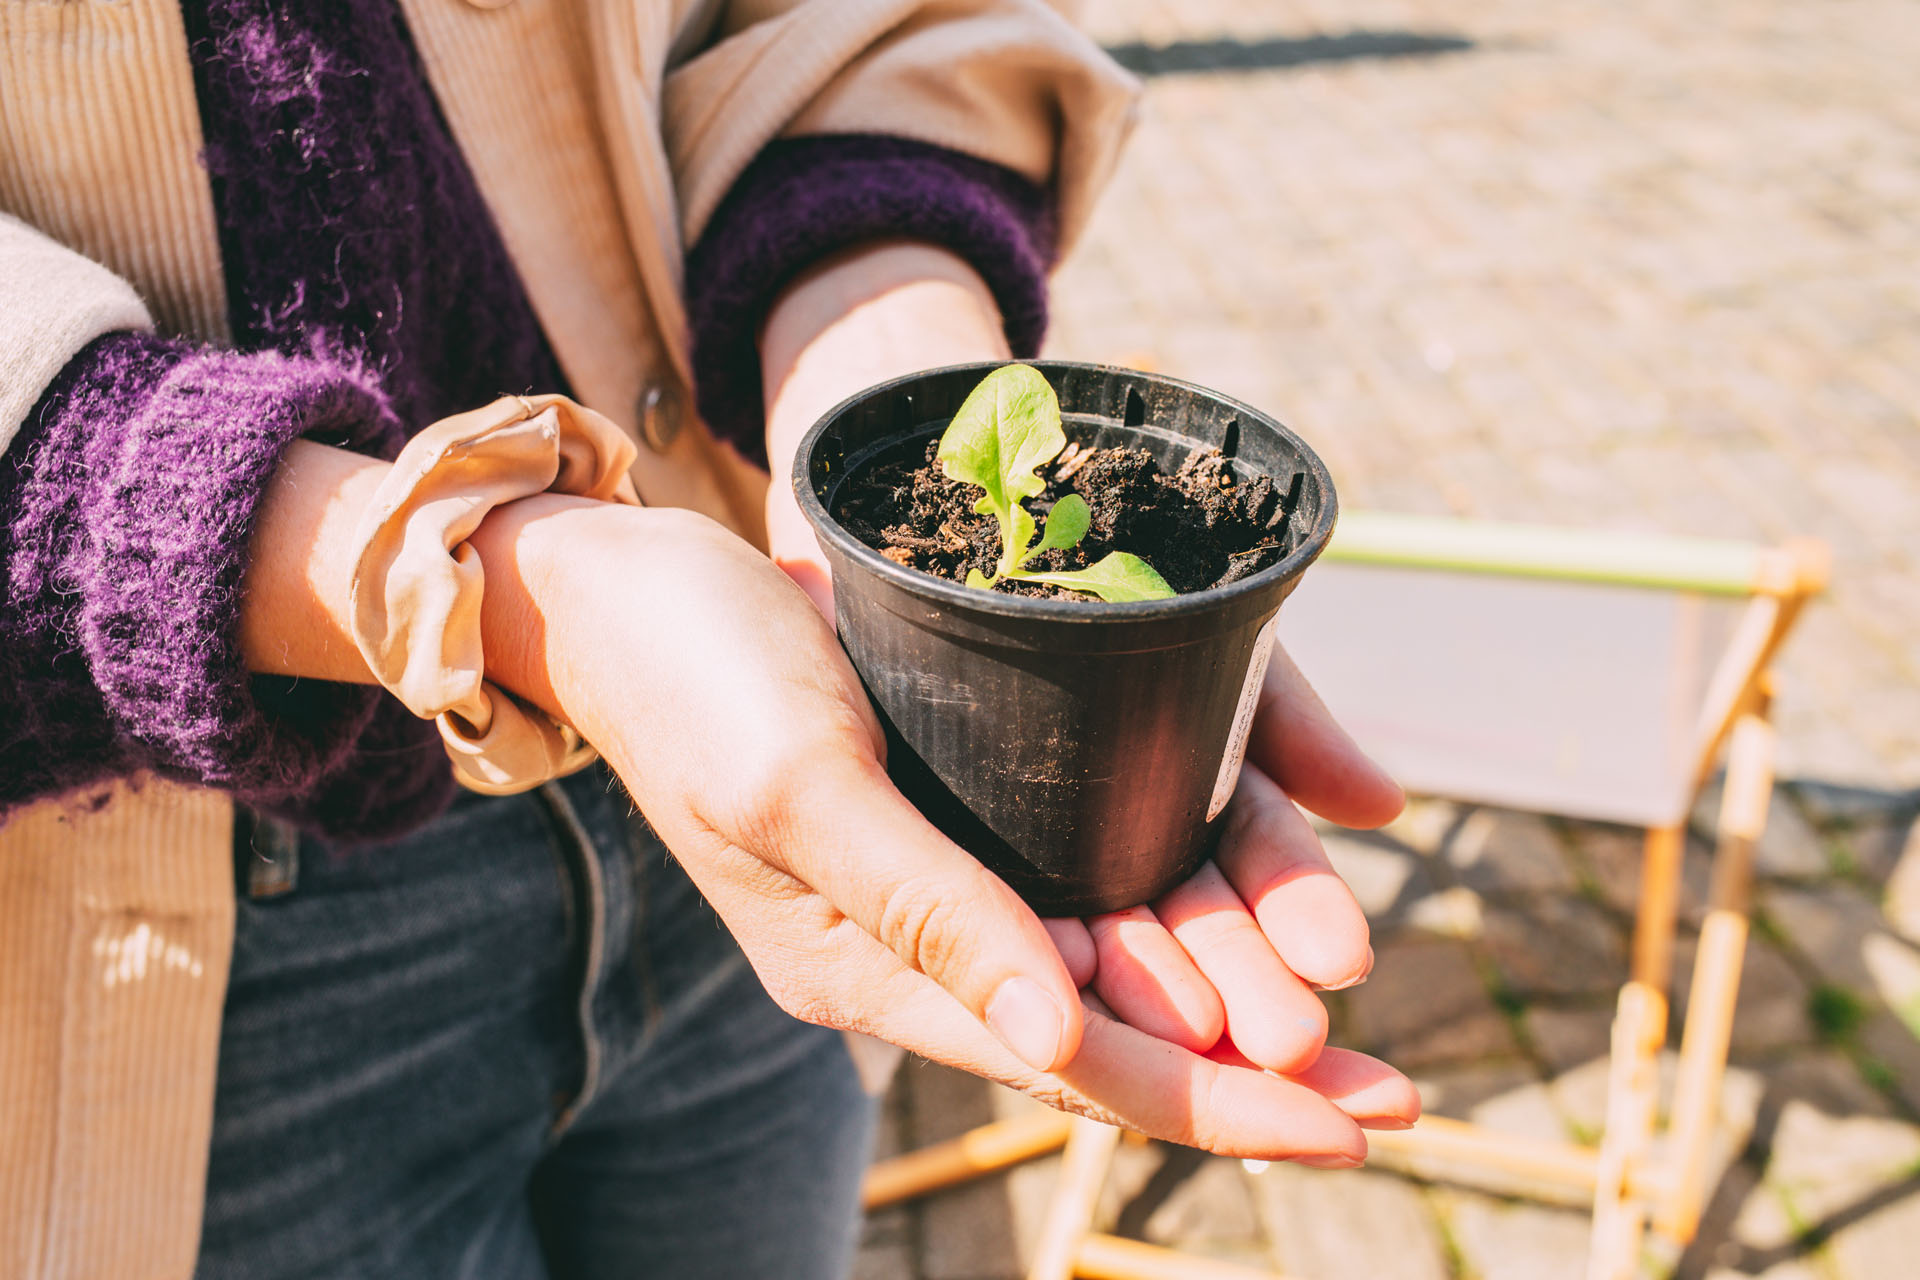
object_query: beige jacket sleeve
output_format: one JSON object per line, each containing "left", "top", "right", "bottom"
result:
{"left": 662, "top": 0, "right": 1139, "bottom": 253}
{"left": 0, "top": 214, "right": 154, "bottom": 456}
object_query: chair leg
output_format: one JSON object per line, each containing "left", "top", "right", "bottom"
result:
{"left": 1027, "top": 1116, "right": 1122, "bottom": 1280}
{"left": 1658, "top": 711, "right": 1773, "bottom": 1243}
{"left": 863, "top": 1111, "right": 1073, "bottom": 1210}
{"left": 1588, "top": 823, "right": 1686, "bottom": 1280}
{"left": 1074, "top": 1233, "right": 1291, "bottom": 1280}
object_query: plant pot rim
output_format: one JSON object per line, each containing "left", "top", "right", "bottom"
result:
{"left": 794, "top": 360, "right": 1340, "bottom": 623}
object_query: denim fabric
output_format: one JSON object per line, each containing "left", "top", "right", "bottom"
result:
{"left": 199, "top": 764, "right": 875, "bottom": 1280}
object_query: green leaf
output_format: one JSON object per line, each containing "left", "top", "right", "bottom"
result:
{"left": 1019, "top": 552, "right": 1177, "bottom": 602}
{"left": 1031, "top": 493, "right": 1091, "bottom": 559}
{"left": 965, "top": 567, "right": 998, "bottom": 590}
{"left": 938, "top": 364, "right": 1063, "bottom": 575}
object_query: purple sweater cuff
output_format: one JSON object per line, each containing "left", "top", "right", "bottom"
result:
{"left": 0, "top": 331, "right": 426, "bottom": 826}
{"left": 686, "top": 134, "right": 1058, "bottom": 465}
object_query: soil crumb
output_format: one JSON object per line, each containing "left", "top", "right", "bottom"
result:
{"left": 834, "top": 434, "right": 1295, "bottom": 598}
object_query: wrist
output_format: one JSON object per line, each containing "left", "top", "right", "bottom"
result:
{"left": 465, "top": 491, "right": 611, "bottom": 723}
{"left": 239, "top": 440, "right": 392, "bottom": 682}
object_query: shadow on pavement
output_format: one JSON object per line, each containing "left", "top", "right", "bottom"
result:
{"left": 1103, "top": 30, "right": 1476, "bottom": 79}
{"left": 1677, "top": 1068, "right": 1920, "bottom": 1279}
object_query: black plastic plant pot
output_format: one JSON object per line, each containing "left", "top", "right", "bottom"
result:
{"left": 794, "top": 362, "right": 1338, "bottom": 916}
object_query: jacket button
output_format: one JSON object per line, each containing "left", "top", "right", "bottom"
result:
{"left": 638, "top": 381, "right": 685, "bottom": 452}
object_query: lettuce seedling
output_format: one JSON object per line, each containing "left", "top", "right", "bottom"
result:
{"left": 936, "top": 365, "right": 1176, "bottom": 602}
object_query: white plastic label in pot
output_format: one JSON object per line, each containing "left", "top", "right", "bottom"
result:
{"left": 1208, "top": 613, "right": 1280, "bottom": 821}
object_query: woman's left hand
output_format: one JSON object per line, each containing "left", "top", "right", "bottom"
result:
{"left": 760, "top": 241, "right": 1408, "bottom": 1081}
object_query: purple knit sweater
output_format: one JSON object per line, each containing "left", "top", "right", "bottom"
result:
{"left": 0, "top": 0, "right": 1055, "bottom": 838}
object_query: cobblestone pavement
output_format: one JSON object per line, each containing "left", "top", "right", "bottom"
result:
{"left": 857, "top": 2, "right": 1920, "bottom": 1278}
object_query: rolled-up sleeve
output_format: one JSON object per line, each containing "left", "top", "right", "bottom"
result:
{"left": 0, "top": 330, "right": 421, "bottom": 826}
{"left": 669, "top": 0, "right": 1138, "bottom": 455}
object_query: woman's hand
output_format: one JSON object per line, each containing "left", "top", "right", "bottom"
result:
{"left": 759, "top": 242, "right": 1412, "bottom": 1079}
{"left": 470, "top": 493, "right": 1416, "bottom": 1160}
{"left": 238, "top": 435, "right": 1418, "bottom": 1159}
{"left": 1059, "top": 650, "right": 1405, "bottom": 1075}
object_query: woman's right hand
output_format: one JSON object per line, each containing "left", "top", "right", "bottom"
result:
{"left": 469, "top": 495, "right": 1417, "bottom": 1163}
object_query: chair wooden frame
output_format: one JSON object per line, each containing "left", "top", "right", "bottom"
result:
{"left": 860, "top": 515, "right": 1828, "bottom": 1280}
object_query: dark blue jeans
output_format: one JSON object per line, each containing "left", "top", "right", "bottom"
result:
{"left": 198, "top": 764, "right": 875, "bottom": 1279}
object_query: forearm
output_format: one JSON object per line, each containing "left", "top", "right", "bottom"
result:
{"left": 237, "top": 441, "right": 388, "bottom": 683}
{"left": 238, "top": 242, "right": 1012, "bottom": 740}
{"left": 758, "top": 241, "right": 1011, "bottom": 603}
{"left": 760, "top": 241, "right": 1010, "bottom": 468}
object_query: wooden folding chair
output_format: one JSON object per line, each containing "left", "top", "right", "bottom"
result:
{"left": 861, "top": 513, "right": 1827, "bottom": 1280}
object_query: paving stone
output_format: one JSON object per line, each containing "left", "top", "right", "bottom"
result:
{"left": 1402, "top": 885, "right": 1487, "bottom": 941}
{"left": 1525, "top": 1004, "right": 1616, "bottom": 1074}
{"left": 1414, "top": 1060, "right": 1577, "bottom": 1159}
{"left": 1566, "top": 820, "right": 1714, "bottom": 926}
{"left": 1442, "top": 808, "right": 1579, "bottom": 895}
{"left": 1857, "top": 932, "right": 1920, "bottom": 1039}
{"left": 1825, "top": 1167, "right": 1920, "bottom": 1280}
{"left": 1881, "top": 821, "right": 1920, "bottom": 944}
{"left": 854, "top": 1215, "right": 915, "bottom": 1280}
{"left": 1435, "top": 1186, "right": 1595, "bottom": 1280}
{"left": 1380, "top": 797, "right": 1464, "bottom": 859}
{"left": 1134, "top": 1154, "right": 1271, "bottom": 1269}
{"left": 1854, "top": 1013, "right": 1920, "bottom": 1116}
{"left": 1481, "top": 896, "right": 1628, "bottom": 997}
{"left": 1757, "top": 1053, "right": 1920, "bottom": 1274}
{"left": 873, "top": 1077, "right": 909, "bottom": 1163}
{"left": 1250, "top": 1163, "right": 1450, "bottom": 1280}
{"left": 1318, "top": 828, "right": 1436, "bottom": 921}
{"left": 1702, "top": 1160, "right": 1830, "bottom": 1279}
{"left": 1344, "top": 936, "right": 1517, "bottom": 1066}
{"left": 907, "top": 1068, "right": 1037, "bottom": 1280}
{"left": 859, "top": 1083, "right": 917, "bottom": 1280}
{"left": 1763, "top": 883, "right": 1920, "bottom": 1103}
{"left": 1845, "top": 810, "right": 1920, "bottom": 883}
{"left": 1764, "top": 883, "right": 1900, "bottom": 996}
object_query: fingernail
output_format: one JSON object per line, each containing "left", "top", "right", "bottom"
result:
{"left": 1294, "top": 1153, "right": 1364, "bottom": 1170}
{"left": 1364, "top": 1118, "right": 1417, "bottom": 1131}
{"left": 1319, "top": 946, "right": 1375, "bottom": 992}
{"left": 986, "top": 977, "right": 1067, "bottom": 1073}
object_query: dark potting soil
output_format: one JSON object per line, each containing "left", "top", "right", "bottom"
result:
{"left": 834, "top": 433, "right": 1295, "bottom": 598}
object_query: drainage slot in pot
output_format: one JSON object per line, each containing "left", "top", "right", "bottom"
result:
{"left": 1123, "top": 384, "right": 1146, "bottom": 427}
{"left": 1276, "top": 471, "right": 1306, "bottom": 544}
{"left": 1221, "top": 417, "right": 1241, "bottom": 459}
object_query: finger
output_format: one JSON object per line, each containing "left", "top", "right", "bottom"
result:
{"left": 1205, "top": 1041, "right": 1420, "bottom": 1130}
{"left": 1044, "top": 917, "right": 1098, "bottom": 989}
{"left": 691, "top": 873, "right": 1368, "bottom": 1164}
{"left": 1085, "top": 906, "right": 1225, "bottom": 1054}
{"left": 1217, "top": 765, "right": 1375, "bottom": 990}
{"left": 761, "top": 753, "right": 1083, "bottom": 1073}
{"left": 879, "top": 968, "right": 1365, "bottom": 1162}
{"left": 1285, "top": 1048, "right": 1421, "bottom": 1129}
{"left": 1247, "top": 645, "right": 1404, "bottom": 829}
{"left": 774, "top": 553, "right": 835, "bottom": 619}
{"left": 1055, "top": 1006, "right": 1367, "bottom": 1164}
{"left": 1151, "top": 862, "right": 1328, "bottom": 1074}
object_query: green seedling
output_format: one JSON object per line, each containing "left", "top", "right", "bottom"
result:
{"left": 937, "top": 365, "right": 1176, "bottom": 603}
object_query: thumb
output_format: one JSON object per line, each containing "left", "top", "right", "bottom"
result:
{"left": 774, "top": 755, "right": 1084, "bottom": 1072}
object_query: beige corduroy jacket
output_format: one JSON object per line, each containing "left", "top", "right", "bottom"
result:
{"left": 0, "top": 2, "right": 1135, "bottom": 1275}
